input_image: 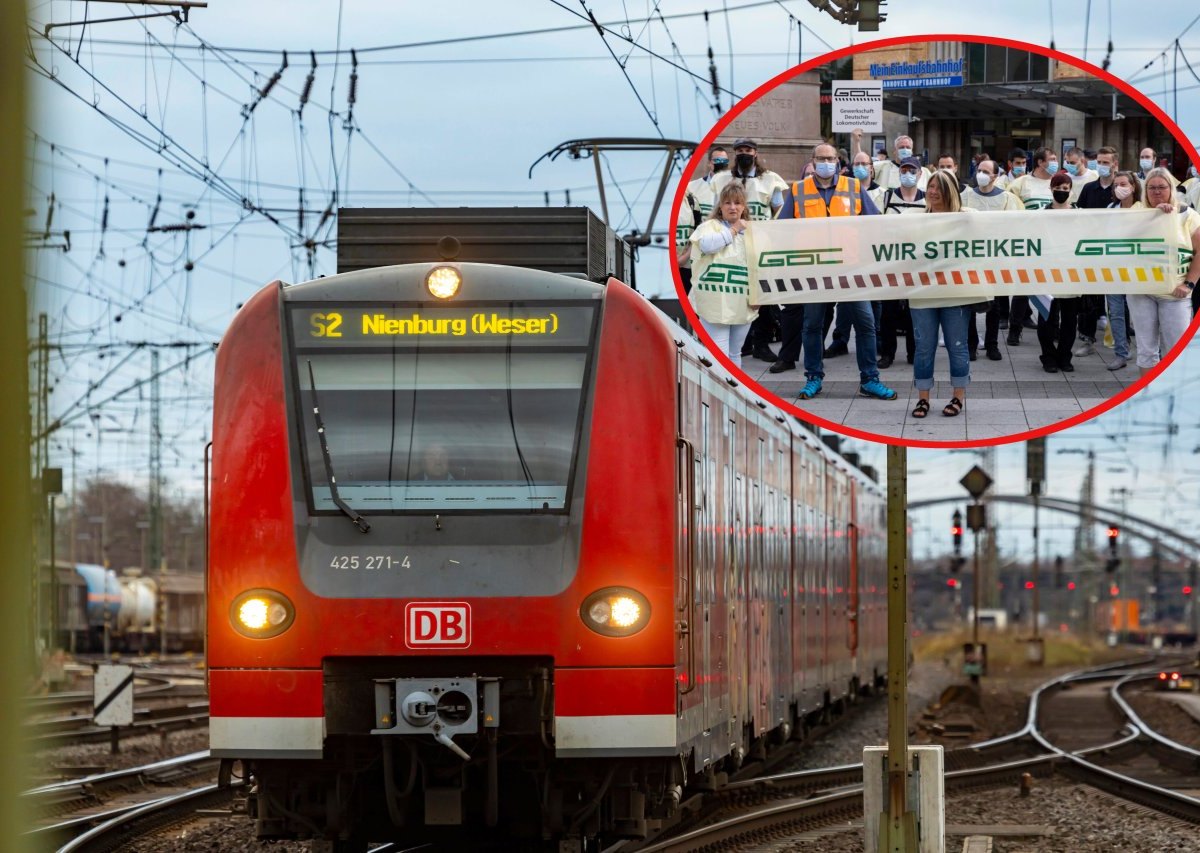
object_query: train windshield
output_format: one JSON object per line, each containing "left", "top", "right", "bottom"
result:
{"left": 287, "top": 302, "right": 598, "bottom": 514}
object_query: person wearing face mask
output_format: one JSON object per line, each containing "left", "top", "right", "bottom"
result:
{"left": 851, "top": 149, "right": 884, "bottom": 211}
{"left": 678, "top": 147, "right": 730, "bottom": 294}
{"left": 713, "top": 139, "right": 787, "bottom": 363}
{"left": 1004, "top": 147, "right": 1059, "bottom": 344}
{"left": 1033, "top": 171, "right": 1083, "bottom": 373}
{"left": 994, "top": 148, "right": 1027, "bottom": 191}
{"left": 963, "top": 159, "right": 1022, "bottom": 362}
{"left": 688, "top": 183, "right": 757, "bottom": 367}
{"left": 1074, "top": 146, "right": 1121, "bottom": 358}
{"left": 1084, "top": 149, "right": 1099, "bottom": 174}
{"left": 861, "top": 132, "right": 931, "bottom": 192}
{"left": 873, "top": 157, "right": 927, "bottom": 371}
{"left": 1095, "top": 171, "right": 1144, "bottom": 370}
{"left": 936, "top": 153, "right": 967, "bottom": 193}
{"left": 1126, "top": 168, "right": 1199, "bottom": 372}
{"left": 1063, "top": 146, "right": 1097, "bottom": 202}
{"left": 771, "top": 142, "right": 897, "bottom": 402}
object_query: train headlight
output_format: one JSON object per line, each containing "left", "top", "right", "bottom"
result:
{"left": 580, "top": 588, "right": 650, "bottom": 637}
{"left": 230, "top": 589, "right": 295, "bottom": 639}
{"left": 426, "top": 266, "right": 462, "bottom": 299}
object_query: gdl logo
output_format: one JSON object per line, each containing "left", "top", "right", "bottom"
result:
{"left": 758, "top": 248, "right": 843, "bottom": 267}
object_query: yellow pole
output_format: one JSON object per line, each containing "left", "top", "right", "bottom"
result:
{"left": 878, "top": 445, "right": 917, "bottom": 851}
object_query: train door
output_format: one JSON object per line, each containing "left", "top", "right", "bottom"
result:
{"left": 792, "top": 446, "right": 806, "bottom": 709}
{"left": 847, "top": 478, "right": 860, "bottom": 687}
{"left": 772, "top": 440, "right": 791, "bottom": 730}
{"left": 728, "top": 412, "right": 747, "bottom": 751}
{"left": 749, "top": 434, "right": 768, "bottom": 737}
{"left": 675, "top": 360, "right": 701, "bottom": 734}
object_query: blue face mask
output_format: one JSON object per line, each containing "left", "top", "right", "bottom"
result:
{"left": 1097, "top": 164, "right": 1112, "bottom": 178}
{"left": 1065, "top": 162, "right": 1079, "bottom": 176}
{"left": 899, "top": 171, "right": 918, "bottom": 188}
{"left": 1140, "top": 158, "right": 1154, "bottom": 172}
{"left": 1012, "top": 165, "right": 1026, "bottom": 177}
{"left": 1087, "top": 159, "right": 1098, "bottom": 171}
{"left": 853, "top": 164, "right": 870, "bottom": 181}
{"left": 712, "top": 158, "right": 728, "bottom": 169}
{"left": 897, "top": 147, "right": 913, "bottom": 160}
{"left": 815, "top": 161, "right": 838, "bottom": 179}
{"left": 1045, "top": 161, "right": 1059, "bottom": 175}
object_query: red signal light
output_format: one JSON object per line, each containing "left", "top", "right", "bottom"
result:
{"left": 1109, "top": 585, "right": 1120, "bottom": 596}
{"left": 1185, "top": 586, "right": 1194, "bottom": 596}
{"left": 1159, "top": 672, "right": 1168, "bottom": 680}
{"left": 1024, "top": 580, "right": 1035, "bottom": 590}
{"left": 1067, "top": 581, "right": 1076, "bottom": 590}
{"left": 1107, "top": 526, "right": 1119, "bottom": 539}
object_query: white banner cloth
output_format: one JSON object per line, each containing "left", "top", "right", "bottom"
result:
{"left": 746, "top": 208, "right": 1179, "bottom": 305}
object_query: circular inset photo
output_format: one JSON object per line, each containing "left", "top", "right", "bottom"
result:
{"left": 672, "top": 35, "right": 1200, "bottom": 446}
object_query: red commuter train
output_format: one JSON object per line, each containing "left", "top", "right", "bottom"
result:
{"left": 208, "top": 222, "right": 888, "bottom": 851}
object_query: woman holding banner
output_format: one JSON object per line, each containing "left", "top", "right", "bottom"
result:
{"left": 688, "top": 183, "right": 756, "bottom": 368}
{"left": 909, "top": 171, "right": 987, "bottom": 418}
{"left": 1127, "top": 168, "right": 1200, "bottom": 371}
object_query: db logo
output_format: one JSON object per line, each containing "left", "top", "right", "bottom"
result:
{"left": 404, "top": 602, "right": 471, "bottom": 649}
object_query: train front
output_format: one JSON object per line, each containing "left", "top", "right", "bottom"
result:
{"left": 208, "top": 261, "right": 681, "bottom": 848}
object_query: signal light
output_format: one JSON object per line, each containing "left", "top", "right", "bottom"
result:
{"left": 1024, "top": 581, "right": 1035, "bottom": 590}
{"left": 1107, "top": 525, "right": 1119, "bottom": 539}
{"left": 1110, "top": 584, "right": 1120, "bottom": 596}
{"left": 951, "top": 510, "right": 963, "bottom": 553}
{"left": 1185, "top": 586, "right": 1194, "bottom": 596}
{"left": 1067, "top": 581, "right": 1076, "bottom": 590}
{"left": 946, "top": 578, "right": 960, "bottom": 589}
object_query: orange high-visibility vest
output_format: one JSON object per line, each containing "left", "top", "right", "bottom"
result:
{"left": 791, "top": 175, "right": 863, "bottom": 218}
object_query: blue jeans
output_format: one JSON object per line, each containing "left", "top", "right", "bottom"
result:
{"left": 832, "top": 300, "right": 883, "bottom": 344}
{"left": 1105, "top": 294, "right": 1129, "bottom": 360}
{"left": 911, "top": 305, "right": 971, "bottom": 391}
{"left": 803, "top": 301, "right": 880, "bottom": 383}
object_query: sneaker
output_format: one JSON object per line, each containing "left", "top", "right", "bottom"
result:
{"left": 797, "top": 377, "right": 823, "bottom": 400}
{"left": 859, "top": 378, "right": 898, "bottom": 400}
{"left": 1073, "top": 339, "right": 1095, "bottom": 357}
{"left": 823, "top": 342, "right": 849, "bottom": 358}
{"left": 986, "top": 345, "right": 1002, "bottom": 361}
{"left": 768, "top": 359, "right": 796, "bottom": 374}
{"left": 1106, "top": 357, "right": 1127, "bottom": 371}
{"left": 1098, "top": 315, "right": 1109, "bottom": 331}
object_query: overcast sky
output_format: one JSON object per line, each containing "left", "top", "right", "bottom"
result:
{"left": 26, "top": 0, "right": 1200, "bottom": 566}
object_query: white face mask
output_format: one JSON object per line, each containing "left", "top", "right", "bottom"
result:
{"left": 975, "top": 171, "right": 993, "bottom": 187}
{"left": 1113, "top": 184, "right": 1133, "bottom": 200}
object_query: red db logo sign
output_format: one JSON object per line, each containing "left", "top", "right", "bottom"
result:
{"left": 405, "top": 602, "right": 471, "bottom": 649}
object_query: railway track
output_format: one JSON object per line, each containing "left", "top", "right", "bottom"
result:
{"left": 614, "top": 655, "right": 1200, "bottom": 852}
{"left": 24, "top": 701, "right": 210, "bottom": 749}
{"left": 23, "top": 750, "right": 223, "bottom": 850}
{"left": 39, "top": 656, "right": 1199, "bottom": 852}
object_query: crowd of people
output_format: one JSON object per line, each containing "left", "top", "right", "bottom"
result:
{"left": 677, "top": 134, "right": 1200, "bottom": 418}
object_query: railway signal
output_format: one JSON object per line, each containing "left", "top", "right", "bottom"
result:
{"left": 1054, "top": 555, "right": 1064, "bottom": 589}
{"left": 1105, "top": 525, "right": 1120, "bottom": 573}
{"left": 951, "top": 509, "right": 963, "bottom": 553}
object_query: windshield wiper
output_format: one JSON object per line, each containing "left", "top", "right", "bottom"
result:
{"left": 306, "top": 361, "right": 371, "bottom": 533}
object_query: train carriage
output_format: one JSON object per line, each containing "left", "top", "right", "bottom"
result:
{"left": 207, "top": 210, "right": 886, "bottom": 850}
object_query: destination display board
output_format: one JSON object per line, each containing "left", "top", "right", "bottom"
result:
{"left": 289, "top": 303, "right": 596, "bottom": 348}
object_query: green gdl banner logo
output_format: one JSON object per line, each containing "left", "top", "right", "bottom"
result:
{"left": 1074, "top": 238, "right": 1166, "bottom": 256}
{"left": 758, "top": 248, "right": 844, "bottom": 267}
